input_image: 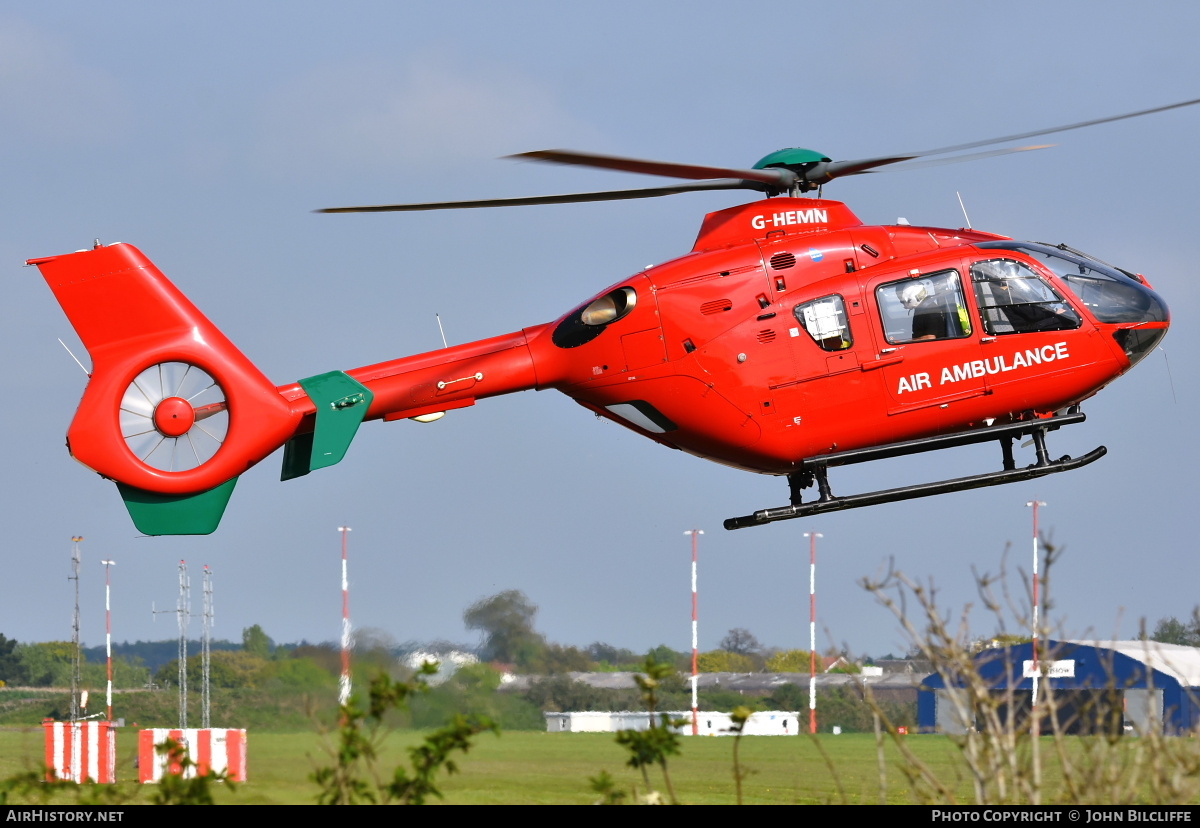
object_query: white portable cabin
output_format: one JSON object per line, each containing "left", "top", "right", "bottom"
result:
{"left": 545, "top": 710, "right": 800, "bottom": 735}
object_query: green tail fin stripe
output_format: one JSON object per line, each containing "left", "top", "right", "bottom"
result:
{"left": 117, "top": 478, "right": 239, "bottom": 536}
{"left": 281, "top": 371, "right": 374, "bottom": 481}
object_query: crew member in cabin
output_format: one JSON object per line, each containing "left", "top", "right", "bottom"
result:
{"left": 900, "top": 280, "right": 969, "bottom": 341}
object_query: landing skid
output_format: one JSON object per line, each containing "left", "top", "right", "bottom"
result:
{"left": 724, "top": 412, "right": 1104, "bottom": 530}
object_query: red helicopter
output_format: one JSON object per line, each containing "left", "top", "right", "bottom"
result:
{"left": 29, "top": 100, "right": 1188, "bottom": 535}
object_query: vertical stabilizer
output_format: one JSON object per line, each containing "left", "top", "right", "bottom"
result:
{"left": 30, "top": 243, "right": 303, "bottom": 533}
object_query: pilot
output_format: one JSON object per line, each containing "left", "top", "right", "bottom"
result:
{"left": 973, "top": 260, "right": 1079, "bottom": 334}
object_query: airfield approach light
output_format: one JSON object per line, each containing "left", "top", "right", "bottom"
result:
{"left": 1025, "top": 501, "right": 1047, "bottom": 704}
{"left": 803, "top": 531, "right": 823, "bottom": 735}
{"left": 684, "top": 529, "right": 703, "bottom": 736}
{"left": 100, "top": 559, "right": 115, "bottom": 721}
{"left": 338, "top": 526, "right": 352, "bottom": 708}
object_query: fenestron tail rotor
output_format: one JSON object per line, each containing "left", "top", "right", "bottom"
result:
{"left": 121, "top": 362, "right": 229, "bottom": 472}
{"left": 316, "top": 97, "right": 1200, "bottom": 213}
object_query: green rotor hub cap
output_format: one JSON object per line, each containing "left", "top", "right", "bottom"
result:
{"left": 753, "top": 148, "right": 831, "bottom": 169}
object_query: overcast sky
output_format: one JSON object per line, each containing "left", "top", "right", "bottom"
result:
{"left": 1, "top": 2, "right": 1197, "bottom": 661}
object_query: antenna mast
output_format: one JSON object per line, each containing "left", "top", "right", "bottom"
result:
{"left": 152, "top": 561, "right": 193, "bottom": 726}
{"left": 202, "top": 565, "right": 214, "bottom": 729}
{"left": 69, "top": 536, "right": 84, "bottom": 723}
{"left": 157, "top": 560, "right": 193, "bottom": 728}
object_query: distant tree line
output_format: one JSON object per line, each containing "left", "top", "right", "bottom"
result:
{"left": 0, "top": 587, "right": 862, "bottom": 692}
{"left": 460, "top": 591, "right": 856, "bottom": 676}
{"left": 1149, "top": 610, "right": 1200, "bottom": 647}
{"left": 0, "top": 634, "right": 149, "bottom": 690}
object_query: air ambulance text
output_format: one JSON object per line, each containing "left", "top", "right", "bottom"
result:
{"left": 897, "top": 342, "right": 1069, "bottom": 394}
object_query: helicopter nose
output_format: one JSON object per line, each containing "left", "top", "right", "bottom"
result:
{"left": 1109, "top": 279, "right": 1169, "bottom": 368}
{"left": 1113, "top": 318, "right": 1169, "bottom": 369}
{"left": 1059, "top": 264, "right": 1169, "bottom": 369}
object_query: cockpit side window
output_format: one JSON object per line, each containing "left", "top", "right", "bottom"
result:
{"left": 876, "top": 270, "right": 971, "bottom": 344}
{"left": 793, "top": 294, "right": 852, "bottom": 351}
{"left": 970, "top": 258, "right": 1081, "bottom": 335}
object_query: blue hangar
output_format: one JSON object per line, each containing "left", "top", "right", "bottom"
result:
{"left": 918, "top": 640, "right": 1200, "bottom": 736}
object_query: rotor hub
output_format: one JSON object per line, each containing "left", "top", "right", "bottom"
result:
{"left": 153, "top": 396, "right": 196, "bottom": 437}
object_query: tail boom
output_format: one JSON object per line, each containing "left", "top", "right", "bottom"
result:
{"left": 347, "top": 328, "right": 545, "bottom": 420}
{"left": 274, "top": 330, "right": 544, "bottom": 479}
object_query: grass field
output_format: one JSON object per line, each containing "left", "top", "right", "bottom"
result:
{"left": 0, "top": 726, "right": 931, "bottom": 804}
{"left": 4, "top": 726, "right": 1199, "bottom": 805}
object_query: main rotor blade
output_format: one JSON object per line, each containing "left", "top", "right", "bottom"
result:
{"left": 906, "top": 97, "right": 1200, "bottom": 159}
{"left": 874, "top": 143, "right": 1055, "bottom": 174}
{"left": 509, "top": 149, "right": 793, "bottom": 188}
{"left": 318, "top": 99, "right": 1200, "bottom": 216}
{"left": 317, "top": 178, "right": 765, "bottom": 213}
{"left": 818, "top": 154, "right": 921, "bottom": 180}
{"left": 805, "top": 99, "right": 1200, "bottom": 183}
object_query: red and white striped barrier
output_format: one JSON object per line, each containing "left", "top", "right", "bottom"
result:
{"left": 138, "top": 728, "right": 247, "bottom": 783}
{"left": 42, "top": 720, "right": 117, "bottom": 783}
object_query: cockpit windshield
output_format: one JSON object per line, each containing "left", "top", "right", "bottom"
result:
{"left": 975, "top": 241, "right": 1168, "bottom": 325}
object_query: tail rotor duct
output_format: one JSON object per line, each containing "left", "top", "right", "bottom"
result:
{"left": 120, "top": 362, "right": 229, "bottom": 472}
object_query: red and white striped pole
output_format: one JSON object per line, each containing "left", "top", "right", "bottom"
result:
{"left": 100, "top": 559, "right": 115, "bottom": 722}
{"left": 338, "top": 526, "right": 352, "bottom": 707}
{"left": 1026, "top": 500, "right": 1046, "bottom": 703}
{"left": 684, "top": 529, "right": 703, "bottom": 735}
{"left": 804, "top": 531, "right": 822, "bottom": 734}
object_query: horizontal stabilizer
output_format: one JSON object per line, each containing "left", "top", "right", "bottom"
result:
{"left": 281, "top": 371, "right": 374, "bottom": 480}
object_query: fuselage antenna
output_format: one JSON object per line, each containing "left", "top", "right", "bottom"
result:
{"left": 1159, "top": 347, "right": 1178, "bottom": 405}
{"left": 58, "top": 338, "right": 91, "bottom": 377}
{"left": 956, "top": 191, "right": 973, "bottom": 229}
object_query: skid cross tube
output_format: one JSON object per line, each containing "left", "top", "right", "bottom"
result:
{"left": 724, "top": 413, "right": 1103, "bottom": 530}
